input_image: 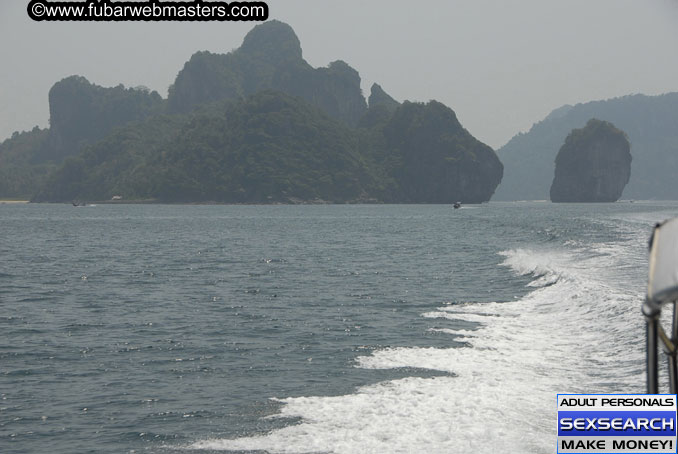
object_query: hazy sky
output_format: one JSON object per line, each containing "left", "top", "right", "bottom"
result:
{"left": 1, "top": 0, "right": 677, "bottom": 148}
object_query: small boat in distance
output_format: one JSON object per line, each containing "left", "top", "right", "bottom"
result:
{"left": 453, "top": 202, "right": 461, "bottom": 209}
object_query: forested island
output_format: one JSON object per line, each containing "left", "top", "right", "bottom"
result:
{"left": 0, "top": 21, "right": 503, "bottom": 204}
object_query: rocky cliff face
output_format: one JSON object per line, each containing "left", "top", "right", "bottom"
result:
{"left": 46, "top": 76, "right": 163, "bottom": 161}
{"left": 359, "top": 84, "right": 400, "bottom": 128}
{"left": 368, "top": 83, "right": 399, "bottom": 112}
{"left": 550, "top": 119, "right": 631, "bottom": 202}
{"left": 383, "top": 101, "right": 503, "bottom": 203}
{"left": 167, "top": 20, "right": 367, "bottom": 126}
{"left": 272, "top": 59, "right": 367, "bottom": 126}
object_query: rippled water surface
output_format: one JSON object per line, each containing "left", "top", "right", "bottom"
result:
{"left": 2, "top": 202, "right": 676, "bottom": 454}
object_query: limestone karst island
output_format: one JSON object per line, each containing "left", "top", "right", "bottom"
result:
{"left": 1, "top": 21, "right": 503, "bottom": 204}
{"left": 550, "top": 119, "right": 631, "bottom": 203}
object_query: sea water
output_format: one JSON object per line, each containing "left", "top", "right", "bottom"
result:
{"left": 1, "top": 202, "right": 676, "bottom": 454}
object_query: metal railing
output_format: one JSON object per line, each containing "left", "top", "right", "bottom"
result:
{"left": 644, "top": 219, "right": 678, "bottom": 394}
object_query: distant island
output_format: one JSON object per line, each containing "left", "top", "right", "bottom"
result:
{"left": 0, "top": 20, "right": 503, "bottom": 204}
{"left": 495, "top": 93, "right": 678, "bottom": 201}
{"left": 550, "top": 119, "right": 631, "bottom": 203}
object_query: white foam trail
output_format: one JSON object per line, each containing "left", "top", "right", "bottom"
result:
{"left": 422, "top": 310, "right": 501, "bottom": 323}
{"left": 427, "top": 327, "right": 477, "bottom": 337}
{"left": 192, "top": 234, "right": 647, "bottom": 453}
{"left": 193, "top": 375, "right": 547, "bottom": 453}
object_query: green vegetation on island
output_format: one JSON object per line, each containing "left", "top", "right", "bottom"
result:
{"left": 0, "top": 127, "right": 52, "bottom": 198}
{"left": 32, "top": 91, "right": 502, "bottom": 204}
{"left": 0, "top": 75, "right": 164, "bottom": 199}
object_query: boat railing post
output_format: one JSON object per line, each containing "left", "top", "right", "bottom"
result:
{"left": 668, "top": 302, "right": 678, "bottom": 394}
{"left": 643, "top": 298, "right": 660, "bottom": 394}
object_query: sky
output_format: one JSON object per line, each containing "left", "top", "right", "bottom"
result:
{"left": 1, "top": 0, "right": 678, "bottom": 149}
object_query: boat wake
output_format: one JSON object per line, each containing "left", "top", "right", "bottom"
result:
{"left": 190, "top": 244, "right": 645, "bottom": 453}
